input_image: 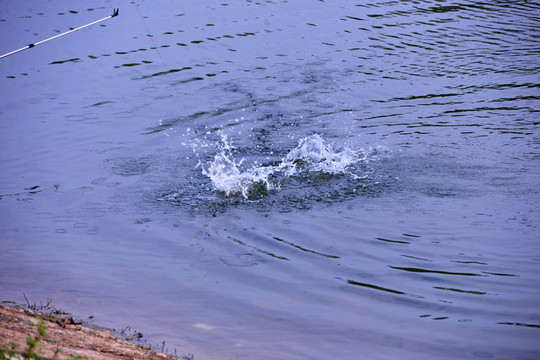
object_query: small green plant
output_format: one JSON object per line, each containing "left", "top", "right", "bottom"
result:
{"left": 1, "top": 341, "right": 20, "bottom": 359}
{"left": 23, "top": 318, "right": 47, "bottom": 359}
{"left": 0, "top": 318, "right": 85, "bottom": 360}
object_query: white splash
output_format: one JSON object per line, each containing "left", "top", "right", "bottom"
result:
{"left": 199, "top": 134, "right": 378, "bottom": 199}
{"left": 284, "top": 134, "right": 367, "bottom": 176}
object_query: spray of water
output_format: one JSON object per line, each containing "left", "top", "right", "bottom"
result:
{"left": 198, "top": 134, "right": 378, "bottom": 200}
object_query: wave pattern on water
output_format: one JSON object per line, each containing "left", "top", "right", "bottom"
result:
{"left": 2, "top": 1, "right": 540, "bottom": 359}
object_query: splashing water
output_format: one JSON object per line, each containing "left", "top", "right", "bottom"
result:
{"left": 284, "top": 135, "right": 368, "bottom": 176}
{"left": 199, "top": 134, "right": 379, "bottom": 200}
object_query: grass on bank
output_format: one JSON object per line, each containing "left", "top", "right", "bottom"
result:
{"left": 1, "top": 296, "right": 190, "bottom": 360}
{"left": 0, "top": 317, "right": 85, "bottom": 360}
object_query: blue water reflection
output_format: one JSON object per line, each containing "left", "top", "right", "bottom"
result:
{"left": 1, "top": 1, "right": 539, "bottom": 359}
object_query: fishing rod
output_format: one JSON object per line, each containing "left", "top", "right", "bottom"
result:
{"left": 0, "top": 8, "right": 119, "bottom": 60}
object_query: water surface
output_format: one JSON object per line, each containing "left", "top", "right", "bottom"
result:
{"left": 1, "top": 1, "right": 539, "bottom": 359}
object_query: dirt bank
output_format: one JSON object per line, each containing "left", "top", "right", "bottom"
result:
{"left": 0, "top": 305, "right": 185, "bottom": 360}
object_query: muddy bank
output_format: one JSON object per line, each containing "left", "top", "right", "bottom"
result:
{"left": 0, "top": 305, "right": 189, "bottom": 360}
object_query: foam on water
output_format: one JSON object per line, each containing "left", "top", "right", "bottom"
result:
{"left": 198, "top": 134, "right": 381, "bottom": 200}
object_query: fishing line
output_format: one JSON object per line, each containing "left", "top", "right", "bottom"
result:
{"left": 133, "top": 2, "right": 196, "bottom": 135}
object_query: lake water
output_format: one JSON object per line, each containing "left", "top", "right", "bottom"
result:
{"left": 1, "top": 1, "right": 539, "bottom": 359}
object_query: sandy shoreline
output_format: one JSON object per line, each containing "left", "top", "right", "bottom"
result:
{"left": 0, "top": 304, "right": 188, "bottom": 360}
